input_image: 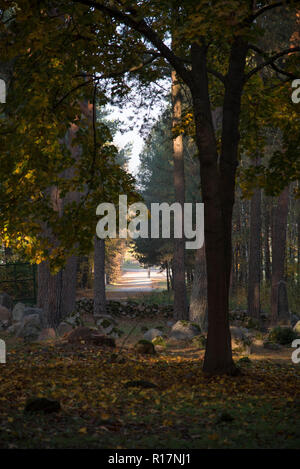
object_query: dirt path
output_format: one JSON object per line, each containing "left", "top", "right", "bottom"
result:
{"left": 77, "top": 267, "right": 167, "bottom": 300}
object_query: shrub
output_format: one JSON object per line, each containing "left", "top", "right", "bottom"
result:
{"left": 268, "top": 326, "right": 298, "bottom": 346}
{"left": 246, "top": 318, "right": 260, "bottom": 330}
{"left": 238, "top": 356, "right": 252, "bottom": 365}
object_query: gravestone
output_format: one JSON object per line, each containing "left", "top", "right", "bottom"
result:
{"left": 0, "top": 339, "right": 5, "bottom": 363}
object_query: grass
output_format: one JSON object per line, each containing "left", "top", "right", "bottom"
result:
{"left": 135, "top": 289, "right": 174, "bottom": 305}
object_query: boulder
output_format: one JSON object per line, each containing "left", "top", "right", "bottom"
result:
{"left": 38, "top": 328, "right": 56, "bottom": 341}
{"left": 64, "top": 312, "right": 83, "bottom": 327}
{"left": 95, "top": 315, "right": 117, "bottom": 334}
{"left": 0, "top": 319, "right": 9, "bottom": 331}
{"left": 12, "top": 303, "right": 44, "bottom": 323}
{"left": 23, "top": 306, "right": 43, "bottom": 316}
{"left": 0, "top": 292, "right": 13, "bottom": 311}
{"left": 167, "top": 320, "right": 175, "bottom": 327}
{"left": 230, "top": 326, "right": 249, "bottom": 341}
{"left": 290, "top": 314, "right": 300, "bottom": 328}
{"left": 67, "top": 326, "right": 116, "bottom": 347}
{"left": 170, "top": 321, "right": 201, "bottom": 340}
{"left": 293, "top": 321, "right": 300, "bottom": 335}
{"left": 16, "top": 314, "right": 42, "bottom": 342}
{"left": 135, "top": 339, "right": 156, "bottom": 355}
{"left": 91, "top": 335, "right": 116, "bottom": 347}
{"left": 57, "top": 322, "right": 73, "bottom": 336}
{"left": 12, "top": 302, "right": 26, "bottom": 322}
{"left": 143, "top": 328, "right": 163, "bottom": 341}
{"left": 7, "top": 322, "right": 21, "bottom": 335}
{"left": 230, "top": 327, "right": 253, "bottom": 353}
{"left": 0, "top": 305, "right": 11, "bottom": 322}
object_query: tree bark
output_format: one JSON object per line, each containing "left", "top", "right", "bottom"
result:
{"left": 297, "top": 195, "right": 300, "bottom": 285}
{"left": 37, "top": 121, "right": 81, "bottom": 327}
{"left": 263, "top": 196, "right": 272, "bottom": 283}
{"left": 189, "top": 245, "right": 208, "bottom": 332}
{"left": 38, "top": 255, "right": 78, "bottom": 328}
{"left": 190, "top": 39, "right": 247, "bottom": 375}
{"left": 171, "top": 69, "right": 188, "bottom": 320}
{"left": 166, "top": 263, "right": 170, "bottom": 291}
{"left": 271, "top": 186, "right": 290, "bottom": 323}
{"left": 248, "top": 185, "right": 261, "bottom": 318}
{"left": 93, "top": 236, "right": 106, "bottom": 316}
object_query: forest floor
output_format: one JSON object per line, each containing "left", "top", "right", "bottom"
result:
{"left": 0, "top": 311, "right": 299, "bottom": 449}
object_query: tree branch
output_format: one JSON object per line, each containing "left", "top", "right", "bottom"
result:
{"left": 245, "top": 47, "right": 300, "bottom": 81}
{"left": 247, "top": 0, "right": 300, "bottom": 23}
{"left": 54, "top": 53, "right": 161, "bottom": 109}
{"left": 248, "top": 44, "right": 298, "bottom": 79}
{"left": 207, "top": 68, "right": 226, "bottom": 85}
{"left": 73, "top": 0, "right": 193, "bottom": 86}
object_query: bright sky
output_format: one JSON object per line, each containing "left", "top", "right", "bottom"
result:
{"left": 113, "top": 128, "right": 144, "bottom": 176}
{"left": 107, "top": 79, "right": 169, "bottom": 176}
{"left": 107, "top": 104, "right": 145, "bottom": 176}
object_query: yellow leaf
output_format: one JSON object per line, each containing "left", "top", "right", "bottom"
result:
{"left": 208, "top": 433, "right": 219, "bottom": 441}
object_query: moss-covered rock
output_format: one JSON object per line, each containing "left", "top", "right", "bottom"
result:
{"left": 192, "top": 334, "right": 207, "bottom": 349}
{"left": 152, "top": 335, "right": 167, "bottom": 347}
{"left": 170, "top": 321, "right": 201, "bottom": 340}
{"left": 135, "top": 339, "right": 156, "bottom": 355}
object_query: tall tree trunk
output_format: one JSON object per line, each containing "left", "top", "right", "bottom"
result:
{"left": 189, "top": 245, "right": 208, "bottom": 332}
{"left": 190, "top": 39, "right": 247, "bottom": 375}
{"left": 248, "top": 184, "right": 261, "bottom": 318}
{"left": 171, "top": 70, "right": 188, "bottom": 320}
{"left": 298, "top": 200, "right": 300, "bottom": 285}
{"left": 37, "top": 122, "right": 81, "bottom": 327}
{"left": 264, "top": 196, "right": 272, "bottom": 283}
{"left": 93, "top": 237, "right": 106, "bottom": 316}
{"left": 271, "top": 186, "right": 289, "bottom": 323}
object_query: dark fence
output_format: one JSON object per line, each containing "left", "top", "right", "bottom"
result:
{"left": 0, "top": 262, "right": 37, "bottom": 305}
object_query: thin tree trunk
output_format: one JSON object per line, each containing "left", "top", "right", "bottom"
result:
{"left": 264, "top": 196, "right": 272, "bottom": 283}
{"left": 297, "top": 195, "right": 300, "bottom": 285}
{"left": 93, "top": 236, "right": 106, "bottom": 316}
{"left": 189, "top": 245, "right": 208, "bottom": 332}
{"left": 166, "top": 263, "right": 170, "bottom": 291}
{"left": 248, "top": 184, "right": 261, "bottom": 318}
{"left": 171, "top": 69, "right": 188, "bottom": 320}
{"left": 271, "top": 186, "right": 289, "bottom": 322}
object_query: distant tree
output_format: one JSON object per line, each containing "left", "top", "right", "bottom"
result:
{"left": 248, "top": 171, "right": 262, "bottom": 319}
{"left": 271, "top": 186, "right": 290, "bottom": 322}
